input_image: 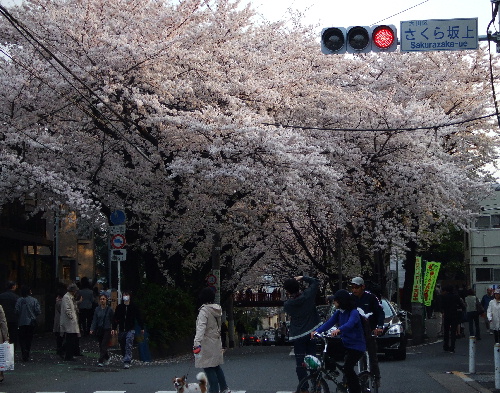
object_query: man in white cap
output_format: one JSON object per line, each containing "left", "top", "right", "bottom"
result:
{"left": 350, "top": 277, "right": 384, "bottom": 386}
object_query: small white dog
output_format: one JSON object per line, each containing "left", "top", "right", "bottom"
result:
{"left": 173, "top": 372, "right": 208, "bottom": 393}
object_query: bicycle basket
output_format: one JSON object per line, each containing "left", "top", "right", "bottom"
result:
{"left": 304, "top": 355, "right": 321, "bottom": 370}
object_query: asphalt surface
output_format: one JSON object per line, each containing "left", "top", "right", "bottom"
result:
{"left": 422, "top": 314, "right": 499, "bottom": 392}
{"left": 1, "top": 316, "right": 499, "bottom": 393}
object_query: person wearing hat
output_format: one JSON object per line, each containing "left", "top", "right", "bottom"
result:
{"left": 311, "top": 289, "right": 366, "bottom": 393}
{"left": 60, "top": 283, "right": 80, "bottom": 361}
{"left": 349, "top": 277, "right": 384, "bottom": 384}
{"left": 283, "top": 275, "right": 321, "bottom": 392}
{"left": 487, "top": 289, "right": 500, "bottom": 343}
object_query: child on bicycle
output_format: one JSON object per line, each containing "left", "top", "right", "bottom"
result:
{"left": 312, "top": 289, "right": 366, "bottom": 393}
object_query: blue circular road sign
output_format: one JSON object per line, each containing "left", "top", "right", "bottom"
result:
{"left": 110, "top": 210, "right": 126, "bottom": 225}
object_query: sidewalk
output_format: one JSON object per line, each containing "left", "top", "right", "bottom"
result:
{"left": 7, "top": 331, "right": 191, "bottom": 369}
{"left": 423, "top": 315, "right": 499, "bottom": 392}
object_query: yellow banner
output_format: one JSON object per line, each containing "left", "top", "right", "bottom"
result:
{"left": 411, "top": 256, "right": 423, "bottom": 303}
{"left": 423, "top": 261, "right": 441, "bottom": 307}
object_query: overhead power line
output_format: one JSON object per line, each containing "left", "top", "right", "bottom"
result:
{"left": 371, "top": 0, "right": 430, "bottom": 25}
{"left": 263, "top": 113, "right": 497, "bottom": 133}
{"left": 0, "top": 4, "right": 155, "bottom": 164}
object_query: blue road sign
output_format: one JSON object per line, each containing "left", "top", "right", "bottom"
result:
{"left": 400, "top": 18, "right": 478, "bottom": 52}
{"left": 110, "top": 210, "right": 126, "bottom": 225}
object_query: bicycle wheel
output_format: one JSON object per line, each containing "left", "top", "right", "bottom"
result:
{"left": 297, "top": 372, "right": 330, "bottom": 393}
{"left": 358, "top": 370, "right": 378, "bottom": 393}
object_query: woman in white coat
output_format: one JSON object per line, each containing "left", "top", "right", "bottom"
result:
{"left": 0, "top": 305, "right": 9, "bottom": 382}
{"left": 193, "top": 288, "right": 231, "bottom": 393}
{"left": 487, "top": 289, "right": 500, "bottom": 343}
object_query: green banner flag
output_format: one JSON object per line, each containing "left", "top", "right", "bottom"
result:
{"left": 411, "top": 256, "right": 423, "bottom": 303}
{"left": 423, "top": 261, "right": 441, "bottom": 307}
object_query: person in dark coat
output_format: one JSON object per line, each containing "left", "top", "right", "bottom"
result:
{"left": 283, "top": 275, "right": 321, "bottom": 391}
{"left": 236, "top": 320, "right": 246, "bottom": 347}
{"left": 15, "top": 285, "right": 41, "bottom": 361}
{"left": 112, "top": 291, "right": 144, "bottom": 369}
{"left": 90, "top": 293, "right": 115, "bottom": 367}
{"left": 350, "top": 277, "right": 384, "bottom": 385}
{"left": 441, "top": 285, "right": 463, "bottom": 353}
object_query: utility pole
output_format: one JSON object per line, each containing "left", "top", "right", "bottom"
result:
{"left": 479, "top": 1, "right": 500, "bottom": 51}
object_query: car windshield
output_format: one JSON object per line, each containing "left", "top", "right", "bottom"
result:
{"left": 381, "top": 299, "right": 395, "bottom": 318}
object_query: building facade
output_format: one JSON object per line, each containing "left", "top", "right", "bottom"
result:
{"left": 465, "top": 184, "right": 500, "bottom": 297}
{"left": 0, "top": 200, "right": 95, "bottom": 330}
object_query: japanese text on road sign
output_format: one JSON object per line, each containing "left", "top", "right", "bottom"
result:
{"left": 111, "top": 249, "right": 127, "bottom": 261}
{"left": 400, "top": 18, "right": 478, "bottom": 52}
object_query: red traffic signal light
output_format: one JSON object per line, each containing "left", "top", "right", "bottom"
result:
{"left": 371, "top": 25, "right": 397, "bottom": 52}
{"left": 320, "top": 25, "right": 398, "bottom": 54}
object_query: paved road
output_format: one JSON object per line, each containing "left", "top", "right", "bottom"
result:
{"left": 2, "top": 317, "right": 500, "bottom": 393}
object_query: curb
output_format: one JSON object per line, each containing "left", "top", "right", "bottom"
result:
{"left": 453, "top": 371, "right": 495, "bottom": 393}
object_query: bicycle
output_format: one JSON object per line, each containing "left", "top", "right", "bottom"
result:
{"left": 296, "top": 333, "right": 379, "bottom": 393}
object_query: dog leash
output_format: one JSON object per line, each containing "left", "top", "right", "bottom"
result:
{"left": 183, "top": 354, "right": 196, "bottom": 381}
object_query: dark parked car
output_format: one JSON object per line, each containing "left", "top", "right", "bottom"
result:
{"left": 261, "top": 329, "right": 277, "bottom": 345}
{"left": 317, "top": 298, "right": 409, "bottom": 360}
{"left": 242, "top": 333, "right": 261, "bottom": 346}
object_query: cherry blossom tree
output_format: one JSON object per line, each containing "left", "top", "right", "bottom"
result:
{"left": 0, "top": 0, "right": 498, "bottom": 298}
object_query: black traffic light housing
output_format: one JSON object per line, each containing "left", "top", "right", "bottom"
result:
{"left": 321, "top": 25, "right": 397, "bottom": 54}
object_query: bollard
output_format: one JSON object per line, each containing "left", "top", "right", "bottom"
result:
{"left": 495, "top": 343, "right": 500, "bottom": 390}
{"left": 469, "top": 336, "right": 476, "bottom": 374}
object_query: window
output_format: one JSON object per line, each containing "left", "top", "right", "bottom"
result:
{"left": 476, "top": 268, "right": 500, "bottom": 282}
{"left": 476, "top": 216, "right": 491, "bottom": 228}
{"left": 493, "top": 215, "right": 500, "bottom": 228}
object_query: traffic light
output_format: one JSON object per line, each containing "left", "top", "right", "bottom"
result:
{"left": 371, "top": 25, "right": 398, "bottom": 52}
{"left": 320, "top": 25, "right": 397, "bottom": 54}
{"left": 321, "top": 27, "right": 346, "bottom": 54}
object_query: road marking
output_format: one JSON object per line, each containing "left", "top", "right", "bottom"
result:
{"left": 35, "top": 391, "right": 290, "bottom": 393}
{"left": 156, "top": 391, "right": 248, "bottom": 393}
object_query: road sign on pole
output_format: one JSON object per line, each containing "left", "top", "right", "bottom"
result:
{"left": 110, "top": 210, "right": 126, "bottom": 225}
{"left": 109, "top": 225, "right": 126, "bottom": 235}
{"left": 400, "top": 18, "right": 478, "bottom": 52}
{"left": 111, "top": 234, "right": 126, "bottom": 249}
{"left": 111, "top": 249, "right": 127, "bottom": 261}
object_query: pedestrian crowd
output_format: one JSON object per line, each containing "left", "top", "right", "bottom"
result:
{"left": 8, "top": 274, "right": 499, "bottom": 393}
{"left": 426, "top": 284, "right": 500, "bottom": 354}
{"left": 0, "top": 278, "right": 145, "bottom": 385}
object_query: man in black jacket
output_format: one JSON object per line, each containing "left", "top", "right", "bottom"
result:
{"left": 113, "top": 291, "right": 144, "bottom": 369}
{"left": 441, "top": 285, "right": 463, "bottom": 353}
{"left": 283, "top": 275, "right": 321, "bottom": 391}
{"left": 350, "top": 277, "right": 385, "bottom": 386}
